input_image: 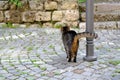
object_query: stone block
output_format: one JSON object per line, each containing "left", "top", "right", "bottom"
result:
{"left": 36, "top": 12, "right": 51, "bottom": 21}
{"left": 118, "top": 22, "right": 120, "bottom": 29}
{"left": 29, "top": 24, "right": 41, "bottom": 28}
{"left": 79, "top": 21, "right": 117, "bottom": 29}
{"left": 94, "top": 0, "right": 120, "bottom": 3}
{"left": 43, "top": 22, "right": 53, "bottom": 27}
{"left": 45, "top": 1, "right": 57, "bottom": 10}
{"left": 17, "top": 0, "right": 29, "bottom": 11}
{"left": 79, "top": 22, "right": 85, "bottom": 29}
{"left": 81, "top": 12, "right": 120, "bottom": 22}
{"left": 52, "top": 11, "right": 63, "bottom": 21}
{"left": 0, "top": 11, "right": 4, "bottom": 22}
{"left": 94, "top": 12, "right": 120, "bottom": 21}
{"left": 94, "top": 21, "right": 117, "bottom": 29}
{"left": 94, "top": 3, "right": 120, "bottom": 13}
{"left": 65, "top": 21, "right": 79, "bottom": 27}
{"left": 29, "top": 1, "right": 43, "bottom": 10}
{"left": 80, "top": 3, "right": 120, "bottom": 13}
{"left": 0, "top": 1, "right": 9, "bottom": 10}
{"left": 64, "top": 10, "right": 79, "bottom": 21}
{"left": 5, "top": 11, "right": 21, "bottom": 23}
{"left": 0, "top": 23, "right": 6, "bottom": 28}
{"left": 81, "top": 13, "right": 86, "bottom": 22}
{"left": 22, "top": 11, "right": 36, "bottom": 22}
{"left": 54, "top": 22, "right": 67, "bottom": 28}
{"left": 55, "top": 21, "right": 78, "bottom": 27}
{"left": 10, "top": 4, "right": 16, "bottom": 10}
{"left": 61, "top": 1, "right": 78, "bottom": 10}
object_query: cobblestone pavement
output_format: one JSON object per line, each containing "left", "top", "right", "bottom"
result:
{"left": 0, "top": 28, "right": 120, "bottom": 80}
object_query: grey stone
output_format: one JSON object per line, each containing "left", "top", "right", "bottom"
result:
{"left": 112, "top": 75, "right": 120, "bottom": 80}
{"left": 1, "top": 73, "right": 13, "bottom": 77}
{"left": 0, "top": 70, "right": 8, "bottom": 74}
{"left": 62, "top": 72, "right": 74, "bottom": 77}
{"left": 118, "top": 21, "right": 120, "bottom": 29}
{"left": 0, "top": 28, "right": 120, "bottom": 80}
{"left": 7, "top": 75, "right": 18, "bottom": 80}
{"left": 16, "top": 77, "right": 26, "bottom": 80}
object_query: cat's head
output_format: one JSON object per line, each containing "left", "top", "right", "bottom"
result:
{"left": 61, "top": 26, "right": 70, "bottom": 33}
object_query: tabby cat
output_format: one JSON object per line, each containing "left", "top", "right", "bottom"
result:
{"left": 61, "top": 26, "right": 98, "bottom": 62}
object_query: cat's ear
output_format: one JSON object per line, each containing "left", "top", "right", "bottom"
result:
{"left": 67, "top": 26, "right": 70, "bottom": 31}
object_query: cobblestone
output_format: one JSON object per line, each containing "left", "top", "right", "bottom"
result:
{"left": 0, "top": 28, "right": 120, "bottom": 80}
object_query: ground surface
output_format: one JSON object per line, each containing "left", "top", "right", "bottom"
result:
{"left": 0, "top": 28, "right": 120, "bottom": 80}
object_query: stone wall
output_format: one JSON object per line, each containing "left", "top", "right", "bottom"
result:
{"left": 0, "top": 0, "right": 80, "bottom": 27}
{"left": 94, "top": 0, "right": 120, "bottom": 3}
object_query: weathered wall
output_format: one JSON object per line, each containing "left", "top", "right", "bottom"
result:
{"left": 0, "top": 0, "right": 80, "bottom": 27}
{"left": 94, "top": 0, "right": 120, "bottom": 3}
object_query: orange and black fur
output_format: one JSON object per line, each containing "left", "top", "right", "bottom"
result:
{"left": 61, "top": 26, "right": 98, "bottom": 62}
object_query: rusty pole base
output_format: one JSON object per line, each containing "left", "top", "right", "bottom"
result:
{"left": 83, "top": 56, "right": 97, "bottom": 62}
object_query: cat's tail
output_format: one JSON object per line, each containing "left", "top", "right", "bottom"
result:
{"left": 74, "top": 32, "right": 98, "bottom": 42}
{"left": 73, "top": 32, "right": 98, "bottom": 44}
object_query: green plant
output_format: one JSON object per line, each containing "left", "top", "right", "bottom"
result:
{"left": 31, "top": 60, "right": 36, "bottom": 63}
{"left": 0, "top": 74, "right": 5, "bottom": 80}
{"left": 41, "top": 73, "right": 46, "bottom": 76}
{"left": 36, "top": 54, "right": 40, "bottom": 57}
{"left": 26, "top": 77, "right": 35, "bottom": 80}
{"left": 3, "top": 67, "right": 8, "bottom": 71}
{"left": 10, "top": 47, "right": 15, "bottom": 50}
{"left": 9, "top": 0, "right": 22, "bottom": 7}
{"left": 112, "top": 73, "right": 117, "bottom": 77}
{"left": 40, "top": 67, "right": 47, "bottom": 71}
{"left": 42, "top": 49, "right": 47, "bottom": 53}
{"left": 27, "top": 47, "right": 34, "bottom": 51}
{"left": 54, "top": 71, "right": 61, "bottom": 75}
{"left": 10, "top": 63, "right": 14, "bottom": 66}
{"left": 0, "top": 75, "right": 3, "bottom": 77}
{"left": 49, "top": 45, "right": 54, "bottom": 49}
{"left": 78, "top": 0, "right": 86, "bottom": 3}
{"left": 109, "top": 60, "right": 120, "bottom": 66}
{"left": 2, "top": 22, "right": 16, "bottom": 28}
{"left": 34, "top": 64, "right": 39, "bottom": 67}
{"left": 20, "top": 71, "right": 28, "bottom": 75}
{"left": 115, "top": 69, "right": 120, "bottom": 73}
{"left": 54, "top": 24, "right": 62, "bottom": 28}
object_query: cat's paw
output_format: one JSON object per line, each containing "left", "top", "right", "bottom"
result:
{"left": 73, "top": 59, "right": 77, "bottom": 62}
{"left": 68, "top": 58, "right": 71, "bottom": 62}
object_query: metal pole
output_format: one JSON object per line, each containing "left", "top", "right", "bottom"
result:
{"left": 83, "top": 0, "right": 97, "bottom": 61}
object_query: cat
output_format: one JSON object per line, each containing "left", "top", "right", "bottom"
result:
{"left": 61, "top": 26, "right": 98, "bottom": 62}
